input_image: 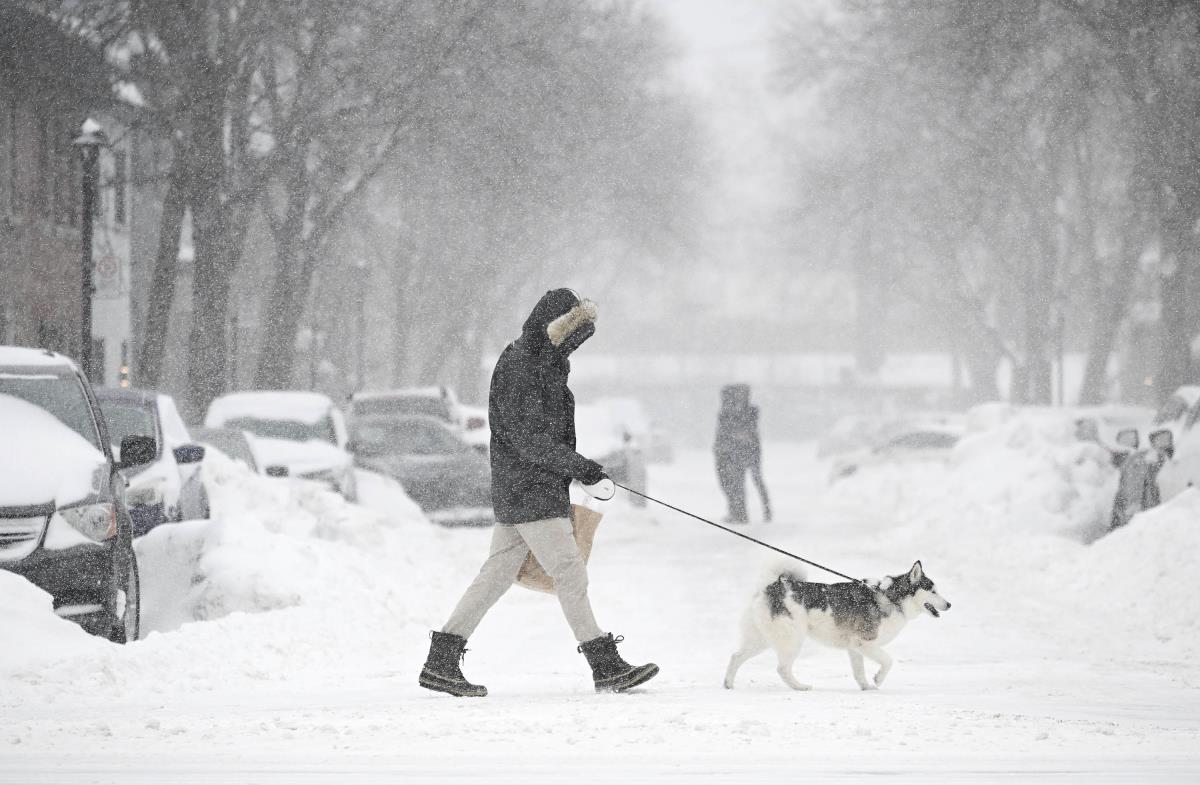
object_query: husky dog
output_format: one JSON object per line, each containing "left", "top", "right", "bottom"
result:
{"left": 724, "top": 561, "right": 950, "bottom": 691}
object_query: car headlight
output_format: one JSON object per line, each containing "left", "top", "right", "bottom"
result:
{"left": 58, "top": 502, "right": 117, "bottom": 542}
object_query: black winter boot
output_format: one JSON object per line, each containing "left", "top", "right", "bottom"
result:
{"left": 578, "top": 633, "right": 659, "bottom": 692}
{"left": 419, "top": 631, "right": 487, "bottom": 697}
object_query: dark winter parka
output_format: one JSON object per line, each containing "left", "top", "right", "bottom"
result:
{"left": 489, "top": 289, "right": 606, "bottom": 525}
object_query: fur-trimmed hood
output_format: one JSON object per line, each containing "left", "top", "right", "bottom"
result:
{"left": 520, "top": 288, "right": 598, "bottom": 358}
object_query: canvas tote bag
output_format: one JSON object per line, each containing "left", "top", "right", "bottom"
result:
{"left": 515, "top": 504, "right": 603, "bottom": 594}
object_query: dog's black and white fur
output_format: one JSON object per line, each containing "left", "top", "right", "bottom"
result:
{"left": 724, "top": 561, "right": 951, "bottom": 691}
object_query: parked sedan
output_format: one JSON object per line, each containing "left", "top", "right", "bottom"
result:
{"left": 96, "top": 388, "right": 206, "bottom": 535}
{"left": 205, "top": 391, "right": 357, "bottom": 501}
{"left": 0, "top": 346, "right": 153, "bottom": 641}
{"left": 350, "top": 414, "right": 491, "bottom": 524}
{"left": 829, "top": 425, "right": 962, "bottom": 482}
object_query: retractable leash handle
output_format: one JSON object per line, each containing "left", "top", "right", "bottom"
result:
{"left": 613, "top": 482, "right": 869, "bottom": 587}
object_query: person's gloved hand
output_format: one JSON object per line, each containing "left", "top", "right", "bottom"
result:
{"left": 582, "top": 476, "right": 616, "bottom": 501}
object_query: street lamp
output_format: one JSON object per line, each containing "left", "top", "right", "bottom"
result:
{"left": 73, "top": 118, "right": 107, "bottom": 381}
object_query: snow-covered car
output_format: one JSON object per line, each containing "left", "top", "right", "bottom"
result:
{"left": 204, "top": 391, "right": 357, "bottom": 501}
{"left": 458, "top": 404, "right": 490, "bottom": 455}
{"left": 575, "top": 403, "right": 647, "bottom": 505}
{"left": 816, "top": 414, "right": 895, "bottom": 460}
{"left": 0, "top": 347, "right": 152, "bottom": 642}
{"left": 351, "top": 386, "right": 464, "bottom": 431}
{"left": 96, "top": 388, "right": 207, "bottom": 535}
{"left": 1108, "top": 387, "right": 1200, "bottom": 529}
{"left": 350, "top": 414, "right": 492, "bottom": 525}
{"left": 829, "top": 424, "right": 962, "bottom": 482}
{"left": 595, "top": 396, "right": 673, "bottom": 464}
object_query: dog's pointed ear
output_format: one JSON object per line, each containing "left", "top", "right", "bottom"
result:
{"left": 908, "top": 561, "right": 924, "bottom": 583}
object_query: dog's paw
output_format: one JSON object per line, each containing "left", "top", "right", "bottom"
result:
{"left": 859, "top": 682, "right": 878, "bottom": 691}
{"left": 789, "top": 683, "right": 812, "bottom": 691}
{"left": 873, "top": 672, "right": 888, "bottom": 687}
{"left": 723, "top": 680, "right": 734, "bottom": 690}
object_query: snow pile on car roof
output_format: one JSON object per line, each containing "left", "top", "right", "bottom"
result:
{"left": 0, "top": 571, "right": 106, "bottom": 671}
{"left": 0, "top": 393, "right": 108, "bottom": 508}
{"left": 135, "top": 450, "right": 430, "bottom": 632}
{"left": 205, "top": 391, "right": 334, "bottom": 426}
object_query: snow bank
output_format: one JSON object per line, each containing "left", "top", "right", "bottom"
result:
{"left": 2, "top": 450, "right": 450, "bottom": 693}
{"left": 0, "top": 571, "right": 105, "bottom": 671}
{"left": 136, "top": 451, "right": 433, "bottom": 633}
{"left": 827, "top": 403, "right": 1200, "bottom": 658}
{"left": 831, "top": 403, "right": 1116, "bottom": 544}
{"left": 1078, "top": 489, "right": 1200, "bottom": 652}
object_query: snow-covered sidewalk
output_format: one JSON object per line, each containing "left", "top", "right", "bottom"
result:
{"left": 2, "top": 417, "right": 1199, "bottom": 783}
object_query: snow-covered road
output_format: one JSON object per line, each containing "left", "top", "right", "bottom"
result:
{"left": 3, "top": 435, "right": 1199, "bottom": 783}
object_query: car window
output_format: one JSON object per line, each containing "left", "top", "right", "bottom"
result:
{"left": 354, "top": 419, "right": 462, "bottom": 456}
{"left": 1153, "top": 396, "right": 1190, "bottom": 425}
{"left": 224, "top": 415, "right": 337, "bottom": 444}
{"left": 353, "top": 397, "right": 450, "bottom": 421}
{"left": 0, "top": 371, "right": 103, "bottom": 450}
{"left": 888, "top": 431, "right": 958, "bottom": 450}
{"left": 99, "top": 400, "right": 160, "bottom": 456}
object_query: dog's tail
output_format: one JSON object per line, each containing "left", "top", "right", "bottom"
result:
{"left": 758, "top": 557, "right": 807, "bottom": 587}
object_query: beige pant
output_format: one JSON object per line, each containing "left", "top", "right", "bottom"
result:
{"left": 443, "top": 517, "right": 604, "bottom": 642}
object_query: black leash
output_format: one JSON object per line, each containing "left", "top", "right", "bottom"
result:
{"left": 613, "top": 482, "right": 868, "bottom": 586}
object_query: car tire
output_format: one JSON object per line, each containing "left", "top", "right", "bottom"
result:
{"left": 107, "top": 543, "right": 141, "bottom": 644}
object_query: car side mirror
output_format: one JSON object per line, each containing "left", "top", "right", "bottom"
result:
{"left": 118, "top": 435, "right": 157, "bottom": 469}
{"left": 1116, "top": 429, "right": 1139, "bottom": 450}
{"left": 1150, "top": 429, "right": 1174, "bottom": 456}
{"left": 173, "top": 444, "right": 206, "bottom": 464}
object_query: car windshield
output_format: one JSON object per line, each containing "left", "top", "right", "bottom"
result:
{"left": 354, "top": 419, "right": 462, "bottom": 456}
{"left": 889, "top": 431, "right": 958, "bottom": 450}
{"left": 195, "top": 430, "right": 257, "bottom": 471}
{"left": 99, "top": 400, "right": 159, "bottom": 455}
{"left": 224, "top": 416, "right": 337, "bottom": 444}
{"left": 0, "top": 370, "right": 102, "bottom": 450}
{"left": 354, "top": 397, "right": 449, "bottom": 420}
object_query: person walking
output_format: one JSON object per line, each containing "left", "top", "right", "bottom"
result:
{"left": 714, "top": 384, "right": 771, "bottom": 524}
{"left": 419, "top": 288, "right": 659, "bottom": 697}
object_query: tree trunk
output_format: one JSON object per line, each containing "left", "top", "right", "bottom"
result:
{"left": 255, "top": 149, "right": 312, "bottom": 390}
{"left": 135, "top": 156, "right": 187, "bottom": 387}
{"left": 1156, "top": 212, "right": 1198, "bottom": 404}
{"left": 183, "top": 68, "right": 237, "bottom": 419}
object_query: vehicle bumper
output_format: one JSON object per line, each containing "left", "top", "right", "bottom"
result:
{"left": 1, "top": 540, "right": 116, "bottom": 631}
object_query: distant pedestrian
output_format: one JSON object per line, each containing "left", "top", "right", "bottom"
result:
{"left": 419, "top": 288, "right": 659, "bottom": 697}
{"left": 714, "top": 384, "right": 771, "bottom": 524}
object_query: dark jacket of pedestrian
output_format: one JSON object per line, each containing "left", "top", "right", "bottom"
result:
{"left": 489, "top": 288, "right": 606, "bottom": 524}
{"left": 715, "top": 384, "right": 761, "bottom": 466}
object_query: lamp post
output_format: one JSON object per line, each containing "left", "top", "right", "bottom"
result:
{"left": 73, "top": 119, "right": 107, "bottom": 380}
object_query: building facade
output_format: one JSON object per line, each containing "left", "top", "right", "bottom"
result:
{"left": 0, "top": 8, "right": 137, "bottom": 386}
